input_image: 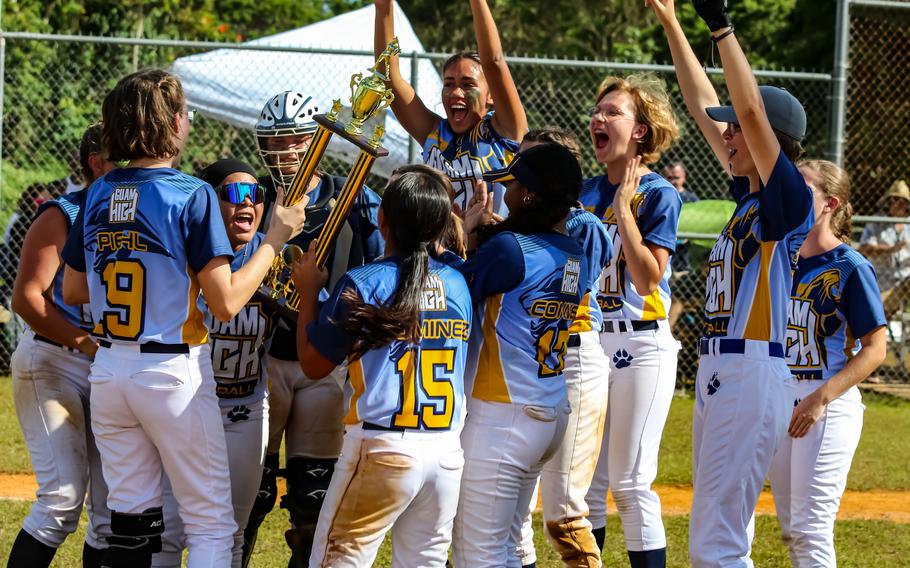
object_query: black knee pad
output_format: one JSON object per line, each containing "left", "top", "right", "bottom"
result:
{"left": 103, "top": 508, "right": 163, "bottom": 568}
{"left": 280, "top": 457, "right": 336, "bottom": 526}
{"left": 248, "top": 453, "right": 280, "bottom": 528}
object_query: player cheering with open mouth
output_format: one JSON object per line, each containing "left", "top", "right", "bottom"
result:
{"left": 292, "top": 166, "right": 471, "bottom": 568}
{"left": 769, "top": 160, "right": 886, "bottom": 567}
{"left": 649, "top": 0, "right": 814, "bottom": 565}
{"left": 61, "top": 69, "right": 307, "bottom": 568}
{"left": 373, "top": 0, "right": 526, "bottom": 216}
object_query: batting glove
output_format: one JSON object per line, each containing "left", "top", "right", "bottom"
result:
{"left": 691, "top": 0, "right": 732, "bottom": 32}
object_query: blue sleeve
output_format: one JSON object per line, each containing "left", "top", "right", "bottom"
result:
{"left": 181, "top": 186, "right": 234, "bottom": 273}
{"left": 62, "top": 208, "right": 86, "bottom": 272}
{"left": 437, "top": 250, "right": 466, "bottom": 269}
{"left": 842, "top": 263, "right": 887, "bottom": 340}
{"left": 638, "top": 185, "right": 681, "bottom": 252}
{"left": 306, "top": 275, "right": 358, "bottom": 365}
{"left": 458, "top": 233, "right": 524, "bottom": 302}
{"left": 759, "top": 151, "right": 813, "bottom": 242}
{"left": 566, "top": 210, "right": 613, "bottom": 272}
{"left": 355, "top": 186, "right": 385, "bottom": 262}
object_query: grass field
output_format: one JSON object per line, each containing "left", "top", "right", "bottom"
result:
{"left": 0, "top": 378, "right": 908, "bottom": 566}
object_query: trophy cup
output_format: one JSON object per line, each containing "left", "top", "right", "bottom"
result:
{"left": 260, "top": 38, "right": 400, "bottom": 316}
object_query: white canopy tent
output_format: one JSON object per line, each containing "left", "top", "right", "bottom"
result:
{"left": 170, "top": 2, "right": 442, "bottom": 178}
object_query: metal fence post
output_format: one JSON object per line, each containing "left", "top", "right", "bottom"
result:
{"left": 408, "top": 50, "right": 419, "bottom": 164}
{"left": 829, "top": 0, "right": 851, "bottom": 166}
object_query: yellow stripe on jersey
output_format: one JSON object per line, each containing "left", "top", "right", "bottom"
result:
{"left": 181, "top": 264, "right": 208, "bottom": 346}
{"left": 344, "top": 359, "right": 366, "bottom": 425}
{"left": 472, "top": 294, "right": 511, "bottom": 403}
{"left": 641, "top": 289, "right": 667, "bottom": 321}
{"left": 744, "top": 241, "right": 776, "bottom": 342}
{"left": 568, "top": 292, "right": 596, "bottom": 333}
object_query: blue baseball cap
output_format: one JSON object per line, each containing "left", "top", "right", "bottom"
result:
{"left": 706, "top": 86, "right": 807, "bottom": 141}
{"left": 482, "top": 142, "right": 582, "bottom": 205}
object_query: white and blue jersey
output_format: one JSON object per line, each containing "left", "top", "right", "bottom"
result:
{"left": 62, "top": 168, "right": 233, "bottom": 345}
{"left": 422, "top": 111, "right": 520, "bottom": 217}
{"left": 459, "top": 232, "right": 591, "bottom": 407}
{"left": 579, "top": 172, "right": 681, "bottom": 321}
{"left": 703, "top": 152, "right": 814, "bottom": 343}
{"left": 308, "top": 258, "right": 472, "bottom": 432}
{"left": 565, "top": 208, "right": 614, "bottom": 334}
{"left": 203, "top": 233, "right": 275, "bottom": 405}
{"left": 786, "top": 244, "right": 886, "bottom": 381}
{"left": 36, "top": 190, "right": 93, "bottom": 330}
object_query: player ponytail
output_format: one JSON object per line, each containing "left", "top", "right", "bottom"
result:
{"left": 800, "top": 159, "right": 854, "bottom": 243}
{"left": 340, "top": 166, "right": 452, "bottom": 360}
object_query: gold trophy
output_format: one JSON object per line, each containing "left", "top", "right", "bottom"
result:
{"left": 260, "top": 39, "right": 399, "bottom": 315}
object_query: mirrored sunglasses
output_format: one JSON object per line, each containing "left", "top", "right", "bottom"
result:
{"left": 217, "top": 182, "right": 264, "bottom": 204}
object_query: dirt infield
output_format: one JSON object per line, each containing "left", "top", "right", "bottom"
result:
{"left": 0, "top": 473, "right": 907, "bottom": 523}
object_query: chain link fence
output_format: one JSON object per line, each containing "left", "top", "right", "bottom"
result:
{"left": 845, "top": 0, "right": 910, "bottom": 384}
{"left": 1, "top": 29, "right": 903, "bottom": 386}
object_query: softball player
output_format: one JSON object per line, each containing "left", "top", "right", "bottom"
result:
{"left": 61, "top": 69, "right": 307, "bottom": 568}
{"left": 769, "top": 160, "right": 886, "bottom": 567}
{"left": 453, "top": 142, "right": 593, "bottom": 567}
{"left": 247, "top": 90, "right": 384, "bottom": 567}
{"left": 649, "top": 1, "right": 814, "bottom": 565}
{"left": 291, "top": 166, "right": 470, "bottom": 568}
{"left": 514, "top": 129, "right": 613, "bottom": 568}
{"left": 374, "top": 0, "right": 526, "bottom": 215}
{"left": 152, "top": 159, "right": 278, "bottom": 568}
{"left": 7, "top": 123, "right": 113, "bottom": 568}
{"left": 578, "top": 74, "right": 681, "bottom": 568}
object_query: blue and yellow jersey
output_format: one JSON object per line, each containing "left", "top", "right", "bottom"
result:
{"left": 565, "top": 208, "right": 614, "bottom": 333}
{"left": 37, "top": 190, "right": 93, "bottom": 330}
{"left": 579, "top": 172, "right": 681, "bottom": 321}
{"left": 308, "top": 258, "right": 472, "bottom": 432}
{"left": 459, "top": 231, "right": 590, "bottom": 407}
{"left": 703, "top": 152, "right": 814, "bottom": 343}
{"left": 202, "top": 233, "right": 276, "bottom": 404}
{"left": 422, "top": 111, "right": 520, "bottom": 217}
{"left": 62, "top": 168, "right": 233, "bottom": 345}
{"left": 786, "top": 244, "right": 886, "bottom": 381}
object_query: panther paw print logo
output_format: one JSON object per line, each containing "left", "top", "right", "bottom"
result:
{"left": 228, "top": 405, "right": 251, "bottom": 423}
{"left": 707, "top": 372, "right": 720, "bottom": 396}
{"left": 612, "top": 349, "right": 634, "bottom": 369}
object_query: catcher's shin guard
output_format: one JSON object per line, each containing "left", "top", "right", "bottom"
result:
{"left": 102, "top": 508, "right": 164, "bottom": 568}
{"left": 281, "top": 457, "right": 336, "bottom": 568}
{"left": 241, "top": 453, "right": 280, "bottom": 568}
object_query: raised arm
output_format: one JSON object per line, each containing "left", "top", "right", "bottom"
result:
{"left": 691, "top": 0, "right": 781, "bottom": 184}
{"left": 374, "top": 0, "right": 439, "bottom": 145}
{"left": 648, "top": 0, "right": 728, "bottom": 169}
{"left": 469, "top": 0, "right": 527, "bottom": 141}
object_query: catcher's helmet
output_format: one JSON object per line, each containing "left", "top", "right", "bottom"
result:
{"left": 256, "top": 91, "right": 320, "bottom": 189}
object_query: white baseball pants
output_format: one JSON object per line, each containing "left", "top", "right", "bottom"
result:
{"left": 11, "top": 331, "right": 110, "bottom": 549}
{"left": 585, "top": 321, "right": 678, "bottom": 552}
{"left": 265, "top": 356, "right": 345, "bottom": 458}
{"left": 769, "top": 383, "right": 864, "bottom": 568}
{"left": 308, "top": 425, "right": 463, "bottom": 568}
{"left": 453, "top": 397, "right": 570, "bottom": 568}
{"left": 154, "top": 397, "right": 268, "bottom": 568}
{"left": 89, "top": 343, "right": 236, "bottom": 568}
{"left": 690, "top": 342, "right": 794, "bottom": 568}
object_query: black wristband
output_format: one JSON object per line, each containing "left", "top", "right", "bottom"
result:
{"left": 711, "top": 26, "right": 735, "bottom": 43}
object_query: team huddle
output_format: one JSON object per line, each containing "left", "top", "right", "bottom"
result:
{"left": 6, "top": 1, "right": 888, "bottom": 568}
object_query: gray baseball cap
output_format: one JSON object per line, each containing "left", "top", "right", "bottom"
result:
{"left": 706, "top": 86, "right": 807, "bottom": 141}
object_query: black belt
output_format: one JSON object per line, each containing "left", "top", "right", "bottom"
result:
{"left": 567, "top": 334, "right": 581, "bottom": 348}
{"left": 362, "top": 422, "right": 406, "bottom": 432}
{"left": 98, "top": 340, "right": 190, "bottom": 354}
{"left": 602, "top": 320, "right": 660, "bottom": 333}
{"left": 33, "top": 334, "right": 78, "bottom": 353}
{"left": 698, "top": 338, "right": 785, "bottom": 359}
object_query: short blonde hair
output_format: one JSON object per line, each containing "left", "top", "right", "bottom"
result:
{"left": 595, "top": 73, "right": 679, "bottom": 165}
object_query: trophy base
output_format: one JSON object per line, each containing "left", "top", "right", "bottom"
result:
{"left": 315, "top": 115, "right": 390, "bottom": 158}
